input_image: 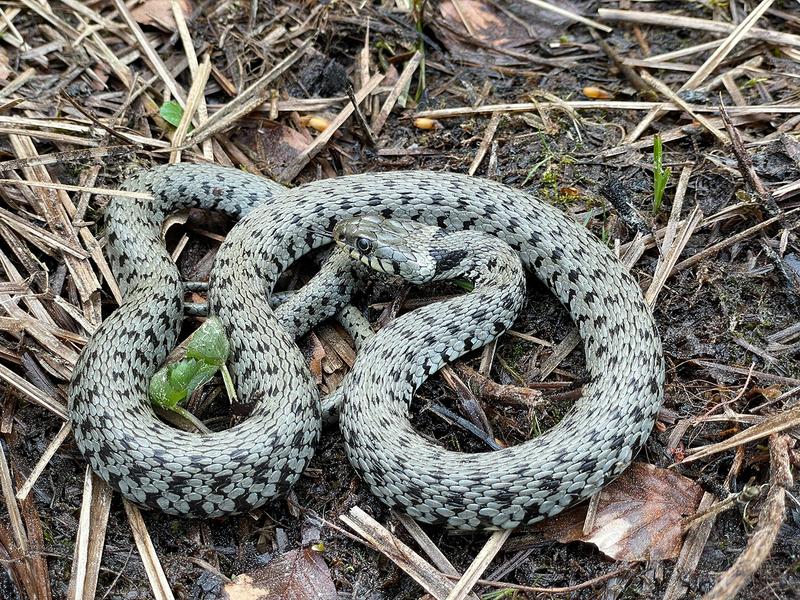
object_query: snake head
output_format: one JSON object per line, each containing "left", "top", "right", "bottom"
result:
{"left": 333, "top": 215, "right": 438, "bottom": 284}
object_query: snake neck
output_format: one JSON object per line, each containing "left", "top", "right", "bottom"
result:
{"left": 342, "top": 232, "right": 526, "bottom": 415}
{"left": 425, "top": 230, "right": 525, "bottom": 290}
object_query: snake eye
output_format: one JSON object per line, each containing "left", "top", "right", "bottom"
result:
{"left": 356, "top": 237, "right": 372, "bottom": 253}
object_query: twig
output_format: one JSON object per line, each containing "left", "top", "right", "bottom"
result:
{"left": 468, "top": 112, "right": 501, "bottom": 176}
{"left": 172, "top": 0, "right": 213, "bottom": 160}
{"left": 372, "top": 51, "right": 422, "bottom": 135}
{"left": 533, "top": 329, "right": 581, "bottom": 380}
{"left": 0, "top": 145, "right": 134, "bottom": 173}
{"left": 0, "top": 178, "right": 153, "bottom": 200}
{"left": 638, "top": 71, "right": 728, "bottom": 144}
{"left": 15, "top": 421, "right": 72, "bottom": 500}
{"left": 519, "top": 0, "right": 611, "bottom": 32}
{"left": 111, "top": 0, "right": 187, "bottom": 105}
{"left": 447, "top": 530, "right": 512, "bottom": 600}
{"left": 671, "top": 208, "right": 799, "bottom": 274}
{"left": 682, "top": 486, "right": 760, "bottom": 533}
{"left": 591, "top": 31, "right": 655, "bottom": 99}
{"left": 67, "top": 468, "right": 112, "bottom": 600}
{"left": 659, "top": 165, "right": 692, "bottom": 254}
{"left": 185, "top": 39, "right": 313, "bottom": 146}
{"left": 645, "top": 205, "right": 702, "bottom": 306}
{"left": 703, "top": 435, "right": 794, "bottom": 599}
{"left": 0, "top": 362, "right": 67, "bottom": 419}
{"left": 452, "top": 363, "right": 544, "bottom": 408}
{"left": 680, "top": 405, "right": 800, "bottom": 464}
{"left": 415, "top": 101, "right": 800, "bottom": 120}
{"left": 345, "top": 83, "right": 377, "bottom": 146}
{"left": 439, "top": 365, "right": 493, "bottom": 434}
{"left": 696, "top": 56, "right": 764, "bottom": 94}
{"left": 123, "top": 500, "right": 176, "bottom": 600}
{"left": 0, "top": 441, "right": 28, "bottom": 557}
{"left": 170, "top": 53, "right": 212, "bottom": 163}
{"left": 395, "top": 513, "right": 480, "bottom": 600}
{"left": 664, "top": 492, "right": 718, "bottom": 600}
{"left": 442, "top": 565, "right": 632, "bottom": 594}
{"left": 718, "top": 102, "right": 780, "bottom": 216}
{"left": 598, "top": 6, "right": 800, "bottom": 47}
{"left": 61, "top": 94, "right": 141, "bottom": 146}
{"left": 622, "top": 58, "right": 698, "bottom": 73}
{"left": 689, "top": 359, "right": 800, "bottom": 387}
{"left": 340, "top": 507, "right": 455, "bottom": 600}
{"left": 623, "top": 0, "right": 777, "bottom": 143}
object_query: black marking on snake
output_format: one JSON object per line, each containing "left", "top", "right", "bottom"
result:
{"left": 431, "top": 249, "right": 468, "bottom": 275}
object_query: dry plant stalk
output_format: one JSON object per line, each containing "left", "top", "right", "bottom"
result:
{"left": 340, "top": 507, "right": 456, "bottom": 599}
{"left": 703, "top": 435, "right": 794, "bottom": 599}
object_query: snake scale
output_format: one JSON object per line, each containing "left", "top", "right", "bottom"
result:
{"left": 69, "top": 163, "right": 664, "bottom": 529}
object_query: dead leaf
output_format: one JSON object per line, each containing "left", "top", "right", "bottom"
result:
{"left": 309, "top": 334, "right": 326, "bottom": 383}
{"left": 131, "top": 0, "right": 192, "bottom": 30}
{"left": 223, "top": 549, "right": 336, "bottom": 600}
{"left": 439, "top": 0, "right": 527, "bottom": 50}
{"left": 437, "top": 0, "right": 575, "bottom": 63}
{"left": 751, "top": 385, "right": 782, "bottom": 401}
{"left": 245, "top": 122, "right": 308, "bottom": 174}
{"left": 531, "top": 462, "right": 704, "bottom": 561}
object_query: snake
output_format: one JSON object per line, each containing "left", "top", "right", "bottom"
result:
{"left": 69, "top": 163, "right": 664, "bottom": 528}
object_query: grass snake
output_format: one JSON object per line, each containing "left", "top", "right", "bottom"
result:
{"left": 69, "top": 163, "right": 664, "bottom": 528}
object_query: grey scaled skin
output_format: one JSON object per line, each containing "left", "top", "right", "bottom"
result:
{"left": 69, "top": 163, "right": 664, "bottom": 526}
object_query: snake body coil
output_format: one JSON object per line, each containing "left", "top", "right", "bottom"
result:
{"left": 69, "top": 164, "right": 664, "bottom": 527}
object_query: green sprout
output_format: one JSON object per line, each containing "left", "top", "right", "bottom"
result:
{"left": 652, "top": 134, "right": 671, "bottom": 215}
{"left": 149, "top": 317, "right": 236, "bottom": 422}
{"left": 412, "top": 0, "right": 427, "bottom": 101}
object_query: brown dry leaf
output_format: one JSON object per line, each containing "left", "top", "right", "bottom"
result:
{"left": 437, "top": 0, "right": 574, "bottom": 61}
{"left": 222, "top": 549, "right": 336, "bottom": 600}
{"left": 531, "top": 462, "right": 704, "bottom": 561}
{"left": 131, "top": 0, "right": 192, "bottom": 30}
{"left": 309, "top": 334, "right": 326, "bottom": 383}
{"left": 439, "top": 0, "right": 526, "bottom": 50}
{"left": 247, "top": 122, "right": 309, "bottom": 174}
{"left": 751, "top": 385, "right": 782, "bottom": 401}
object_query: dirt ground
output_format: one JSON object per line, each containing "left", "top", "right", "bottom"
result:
{"left": 0, "top": 1, "right": 799, "bottom": 599}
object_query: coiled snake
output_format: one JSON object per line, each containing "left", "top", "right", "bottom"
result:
{"left": 69, "top": 164, "right": 663, "bottom": 528}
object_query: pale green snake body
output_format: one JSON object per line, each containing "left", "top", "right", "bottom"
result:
{"left": 69, "top": 164, "right": 664, "bottom": 529}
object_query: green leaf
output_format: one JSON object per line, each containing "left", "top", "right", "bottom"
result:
{"left": 159, "top": 100, "right": 184, "bottom": 128}
{"left": 170, "top": 358, "right": 217, "bottom": 393}
{"left": 453, "top": 278, "right": 474, "bottom": 292}
{"left": 149, "top": 358, "right": 219, "bottom": 409}
{"left": 149, "top": 367, "right": 187, "bottom": 409}
{"left": 185, "top": 317, "right": 230, "bottom": 366}
{"left": 149, "top": 317, "right": 232, "bottom": 411}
